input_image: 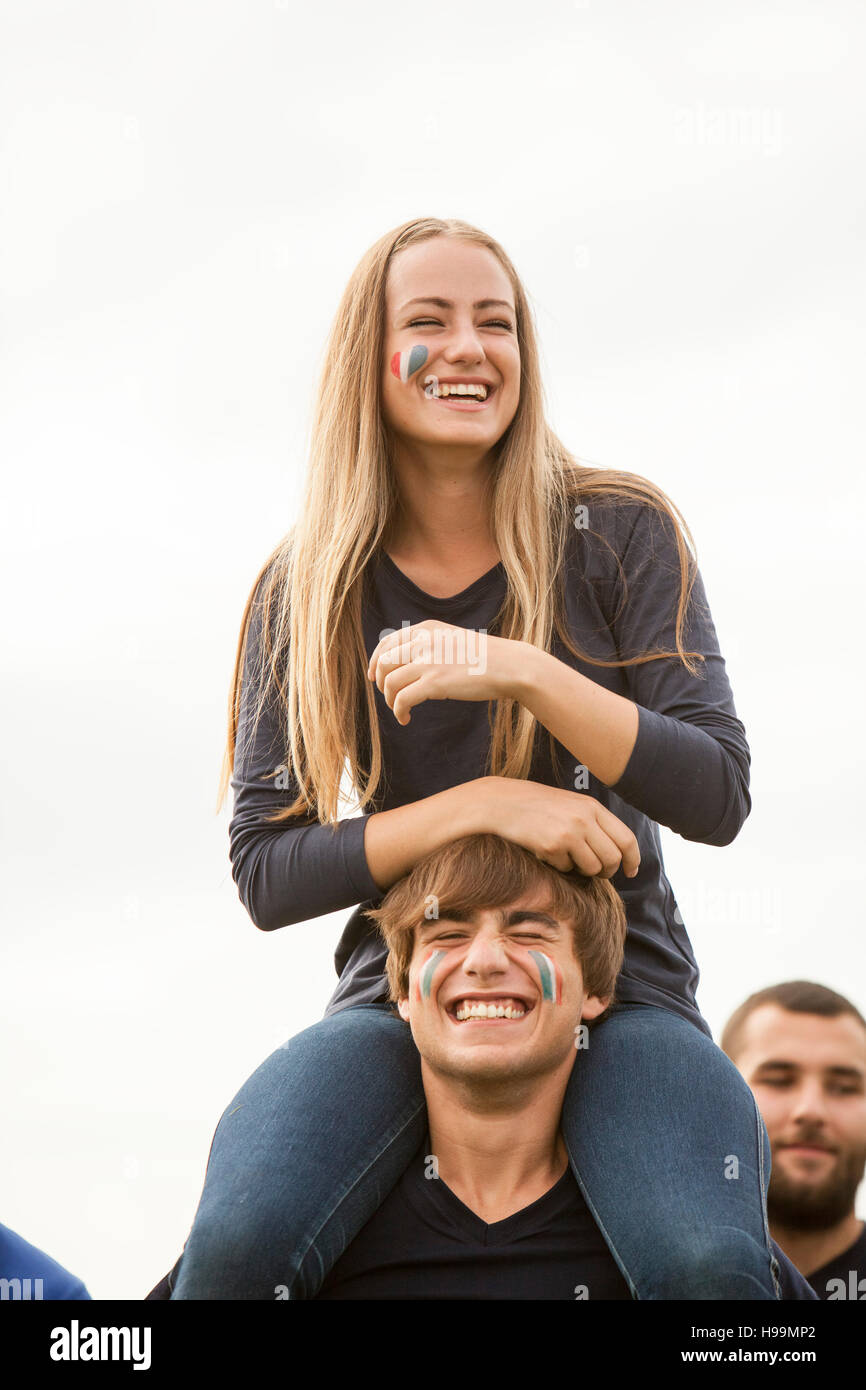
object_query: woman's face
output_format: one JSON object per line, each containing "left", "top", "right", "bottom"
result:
{"left": 381, "top": 236, "right": 521, "bottom": 456}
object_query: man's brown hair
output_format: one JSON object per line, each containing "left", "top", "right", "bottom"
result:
{"left": 365, "top": 833, "right": 627, "bottom": 1008}
{"left": 721, "top": 980, "right": 866, "bottom": 1062}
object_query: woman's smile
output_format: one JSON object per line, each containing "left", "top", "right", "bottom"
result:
{"left": 423, "top": 376, "right": 499, "bottom": 412}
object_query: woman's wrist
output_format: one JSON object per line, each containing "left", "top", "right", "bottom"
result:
{"left": 509, "top": 641, "right": 551, "bottom": 706}
{"left": 363, "top": 778, "right": 497, "bottom": 893}
{"left": 448, "top": 776, "right": 497, "bottom": 838}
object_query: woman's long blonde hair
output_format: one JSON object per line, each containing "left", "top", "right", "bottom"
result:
{"left": 216, "top": 216, "right": 704, "bottom": 826}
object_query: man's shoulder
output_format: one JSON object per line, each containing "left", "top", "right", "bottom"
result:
{"left": 807, "top": 1222, "right": 866, "bottom": 1300}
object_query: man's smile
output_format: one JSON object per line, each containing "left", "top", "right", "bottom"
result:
{"left": 444, "top": 993, "right": 536, "bottom": 1024}
{"left": 778, "top": 1142, "right": 837, "bottom": 1161}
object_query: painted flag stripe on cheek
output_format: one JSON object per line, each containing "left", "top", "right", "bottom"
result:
{"left": 390, "top": 344, "right": 429, "bottom": 382}
{"left": 528, "top": 949, "right": 562, "bottom": 1004}
{"left": 418, "top": 949, "right": 448, "bottom": 1001}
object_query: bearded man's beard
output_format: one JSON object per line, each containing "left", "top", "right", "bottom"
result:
{"left": 767, "top": 1143, "right": 866, "bottom": 1231}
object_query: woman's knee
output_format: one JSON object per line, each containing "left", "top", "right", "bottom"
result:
{"left": 646, "top": 1229, "right": 779, "bottom": 1301}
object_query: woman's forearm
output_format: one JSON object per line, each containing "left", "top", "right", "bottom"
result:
{"left": 363, "top": 780, "right": 491, "bottom": 893}
{"left": 516, "top": 644, "right": 639, "bottom": 788}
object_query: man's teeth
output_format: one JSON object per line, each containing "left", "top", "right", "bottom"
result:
{"left": 453, "top": 999, "right": 526, "bottom": 1021}
{"left": 433, "top": 383, "right": 488, "bottom": 400}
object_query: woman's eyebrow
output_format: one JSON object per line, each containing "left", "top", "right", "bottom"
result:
{"left": 397, "top": 296, "right": 515, "bottom": 313}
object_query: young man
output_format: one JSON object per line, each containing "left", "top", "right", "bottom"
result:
{"left": 148, "top": 833, "right": 629, "bottom": 1301}
{"left": 148, "top": 838, "right": 815, "bottom": 1300}
{"left": 311, "top": 835, "right": 815, "bottom": 1301}
{"left": 722, "top": 981, "right": 866, "bottom": 1300}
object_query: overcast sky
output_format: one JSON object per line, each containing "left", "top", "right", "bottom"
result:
{"left": 2, "top": 0, "right": 864, "bottom": 1299}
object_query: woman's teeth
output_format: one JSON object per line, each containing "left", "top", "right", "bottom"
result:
{"left": 453, "top": 999, "right": 526, "bottom": 1021}
{"left": 430, "top": 383, "right": 489, "bottom": 400}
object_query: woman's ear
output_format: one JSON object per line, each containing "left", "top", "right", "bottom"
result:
{"left": 398, "top": 997, "right": 410, "bottom": 1023}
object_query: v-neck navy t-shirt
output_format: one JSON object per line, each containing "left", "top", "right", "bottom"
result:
{"left": 228, "top": 496, "right": 752, "bottom": 1036}
{"left": 314, "top": 1137, "right": 632, "bottom": 1301}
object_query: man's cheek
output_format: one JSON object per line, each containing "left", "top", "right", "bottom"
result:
{"left": 414, "top": 945, "right": 471, "bottom": 1004}
{"left": 750, "top": 1088, "right": 786, "bottom": 1137}
{"left": 501, "top": 945, "right": 563, "bottom": 1004}
{"left": 416, "top": 949, "right": 448, "bottom": 1003}
{"left": 527, "top": 949, "right": 563, "bottom": 1004}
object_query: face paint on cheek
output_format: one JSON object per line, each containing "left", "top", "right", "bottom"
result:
{"left": 390, "top": 344, "right": 429, "bottom": 382}
{"left": 417, "top": 948, "right": 448, "bottom": 1002}
{"left": 528, "top": 949, "right": 563, "bottom": 1005}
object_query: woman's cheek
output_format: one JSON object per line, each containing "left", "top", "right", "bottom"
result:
{"left": 390, "top": 343, "right": 429, "bottom": 383}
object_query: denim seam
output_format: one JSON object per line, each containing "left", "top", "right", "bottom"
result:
{"left": 564, "top": 1150, "right": 639, "bottom": 1300}
{"left": 753, "top": 1091, "right": 783, "bottom": 1300}
{"left": 294, "top": 1093, "right": 428, "bottom": 1298}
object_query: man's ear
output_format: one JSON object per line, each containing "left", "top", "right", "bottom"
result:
{"left": 580, "top": 993, "right": 610, "bottom": 1022}
{"left": 398, "top": 997, "right": 410, "bottom": 1022}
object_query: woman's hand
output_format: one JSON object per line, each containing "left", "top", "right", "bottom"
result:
{"left": 478, "top": 776, "right": 641, "bottom": 879}
{"left": 367, "top": 620, "right": 529, "bottom": 726}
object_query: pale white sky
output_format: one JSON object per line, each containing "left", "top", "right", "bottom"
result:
{"left": 2, "top": 0, "right": 864, "bottom": 1299}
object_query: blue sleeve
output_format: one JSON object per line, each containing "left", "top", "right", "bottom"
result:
{"left": 228, "top": 586, "right": 382, "bottom": 932}
{"left": 0, "top": 1222, "right": 92, "bottom": 1300}
{"left": 599, "top": 499, "right": 752, "bottom": 845}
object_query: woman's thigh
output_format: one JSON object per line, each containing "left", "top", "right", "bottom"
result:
{"left": 171, "top": 1004, "right": 426, "bottom": 1300}
{"left": 562, "top": 1003, "right": 780, "bottom": 1300}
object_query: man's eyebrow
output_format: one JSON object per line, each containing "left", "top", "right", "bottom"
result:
{"left": 420, "top": 907, "right": 560, "bottom": 930}
{"left": 397, "top": 296, "right": 515, "bottom": 313}
{"left": 754, "top": 1060, "right": 865, "bottom": 1081}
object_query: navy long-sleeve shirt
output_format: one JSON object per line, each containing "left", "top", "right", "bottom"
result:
{"left": 228, "top": 496, "right": 751, "bottom": 1034}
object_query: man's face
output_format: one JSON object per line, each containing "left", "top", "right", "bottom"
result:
{"left": 734, "top": 1004, "right": 866, "bottom": 1230}
{"left": 397, "top": 892, "right": 608, "bottom": 1087}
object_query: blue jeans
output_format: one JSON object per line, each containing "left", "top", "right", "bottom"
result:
{"left": 170, "top": 1001, "right": 780, "bottom": 1300}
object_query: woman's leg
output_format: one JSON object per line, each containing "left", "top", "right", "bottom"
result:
{"left": 171, "top": 1003, "right": 426, "bottom": 1300}
{"left": 562, "top": 1003, "right": 781, "bottom": 1300}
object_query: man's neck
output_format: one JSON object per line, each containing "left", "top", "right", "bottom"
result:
{"left": 770, "top": 1212, "right": 865, "bottom": 1280}
{"left": 421, "top": 1059, "right": 572, "bottom": 1225}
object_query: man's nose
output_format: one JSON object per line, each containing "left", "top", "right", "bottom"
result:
{"left": 462, "top": 932, "right": 509, "bottom": 978}
{"left": 790, "top": 1080, "right": 831, "bottom": 1126}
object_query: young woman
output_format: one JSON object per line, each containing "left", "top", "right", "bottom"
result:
{"left": 169, "top": 217, "right": 779, "bottom": 1300}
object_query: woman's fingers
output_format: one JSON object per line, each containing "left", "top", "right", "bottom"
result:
{"left": 572, "top": 822, "right": 623, "bottom": 878}
{"left": 596, "top": 805, "right": 641, "bottom": 878}
{"left": 381, "top": 662, "right": 424, "bottom": 724}
{"left": 541, "top": 803, "right": 640, "bottom": 880}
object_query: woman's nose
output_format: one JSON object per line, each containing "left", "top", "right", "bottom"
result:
{"left": 444, "top": 321, "right": 484, "bottom": 361}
